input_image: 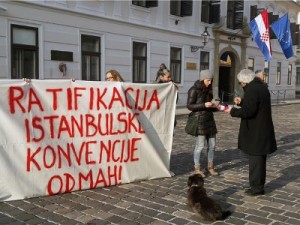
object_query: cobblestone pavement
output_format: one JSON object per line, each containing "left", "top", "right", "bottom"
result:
{"left": 0, "top": 104, "right": 300, "bottom": 225}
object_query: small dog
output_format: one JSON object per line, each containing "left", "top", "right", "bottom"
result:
{"left": 187, "top": 174, "right": 232, "bottom": 221}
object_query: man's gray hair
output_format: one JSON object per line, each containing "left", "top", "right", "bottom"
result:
{"left": 237, "top": 69, "right": 255, "bottom": 84}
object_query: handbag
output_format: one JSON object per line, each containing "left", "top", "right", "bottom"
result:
{"left": 185, "top": 113, "right": 199, "bottom": 136}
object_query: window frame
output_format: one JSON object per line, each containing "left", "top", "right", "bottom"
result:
{"left": 200, "top": 51, "right": 210, "bottom": 71}
{"left": 276, "top": 62, "right": 281, "bottom": 85}
{"left": 81, "top": 34, "right": 101, "bottom": 81}
{"left": 227, "top": 0, "right": 244, "bottom": 30}
{"left": 201, "top": 0, "right": 220, "bottom": 24}
{"left": 296, "top": 67, "right": 300, "bottom": 85}
{"left": 247, "top": 58, "right": 254, "bottom": 71}
{"left": 11, "top": 24, "right": 39, "bottom": 79}
{"left": 287, "top": 64, "right": 292, "bottom": 85}
{"left": 132, "top": 0, "right": 158, "bottom": 8}
{"left": 170, "top": 47, "right": 182, "bottom": 83}
{"left": 264, "top": 60, "right": 270, "bottom": 84}
{"left": 170, "top": 0, "right": 193, "bottom": 17}
{"left": 132, "top": 41, "right": 147, "bottom": 83}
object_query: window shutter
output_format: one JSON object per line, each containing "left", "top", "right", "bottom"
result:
{"left": 210, "top": 0, "right": 220, "bottom": 24}
{"left": 170, "top": 0, "right": 179, "bottom": 16}
{"left": 181, "top": 0, "right": 193, "bottom": 17}
{"left": 257, "top": 8, "right": 264, "bottom": 14}
{"left": 146, "top": 0, "right": 158, "bottom": 8}
{"left": 227, "top": 1, "right": 234, "bottom": 29}
{"left": 270, "top": 14, "right": 279, "bottom": 39}
{"left": 291, "top": 23, "right": 299, "bottom": 46}
{"left": 250, "top": 5, "right": 257, "bottom": 21}
{"left": 201, "top": 0, "right": 210, "bottom": 23}
{"left": 233, "top": 0, "right": 244, "bottom": 29}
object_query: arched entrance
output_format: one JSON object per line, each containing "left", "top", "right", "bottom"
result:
{"left": 218, "top": 51, "right": 237, "bottom": 103}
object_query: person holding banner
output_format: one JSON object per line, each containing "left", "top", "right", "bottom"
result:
{"left": 186, "top": 70, "right": 219, "bottom": 178}
{"left": 154, "top": 63, "right": 168, "bottom": 83}
{"left": 106, "top": 69, "right": 125, "bottom": 82}
{"left": 156, "top": 69, "right": 171, "bottom": 83}
{"left": 156, "top": 68, "right": 178, "bottom": 128}
{"left": 224, "top": 69, "right": 277, "bottom": 196}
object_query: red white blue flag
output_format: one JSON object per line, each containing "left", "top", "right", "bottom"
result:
{"left": 271, "top": 13, "right": 294, "bottom": 59}
{"left": 249, "top": 9, "right": 272, "bottom": 61}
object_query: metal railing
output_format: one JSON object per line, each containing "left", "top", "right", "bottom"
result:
{"left": 270, "top": 90, "right": 286, "bottom": 104}
{"left": 220, "top": 90, "right": 239, "bottom": 104}
{"left": 220, "top": 89, "right": 287, "bottom": 105}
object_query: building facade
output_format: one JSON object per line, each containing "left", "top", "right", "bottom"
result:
{"left": 0, "top": 0, "right": 299, "bottom": 106}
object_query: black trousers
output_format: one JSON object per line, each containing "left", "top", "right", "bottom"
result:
{"left": 248, "top": 154, "right": 267, "bottom": 192}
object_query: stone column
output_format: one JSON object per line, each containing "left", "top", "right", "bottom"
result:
{"left": 240, "top": 37, "right": 247, "bottom": 70}
{"left": 213, "top": 31, "right": 220, "bottom": 93}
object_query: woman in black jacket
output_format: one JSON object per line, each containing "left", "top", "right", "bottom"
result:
{"left": 187, "top": 70, "right": 219, "bottom": 177}
{"left": 225, "top": 69, "right": 277, "bottom": 196}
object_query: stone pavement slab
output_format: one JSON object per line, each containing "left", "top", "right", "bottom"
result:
{"left": 0, "top": 104, "right": 300, "bottom": 225}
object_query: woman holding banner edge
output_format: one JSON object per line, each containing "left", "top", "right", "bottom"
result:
{"left": 106, "top": 69, "right": 125, "bottom": 82}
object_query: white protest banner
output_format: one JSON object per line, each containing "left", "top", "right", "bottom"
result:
{"left": 0, "top": 80, "right": 177, "bottom": 201}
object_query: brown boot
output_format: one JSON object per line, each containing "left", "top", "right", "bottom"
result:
{"left": 194, "top": 165, "right": 206, "bottom": 178}
{"left": 208, "top": 162, "right": 219, "bottom": 176}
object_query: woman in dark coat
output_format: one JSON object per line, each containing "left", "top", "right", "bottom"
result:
{"left": 187, "top": 70, "right": 219, "bottom": 177}
{"left": 225, "top": 69, "right": 277, "bottom": 196}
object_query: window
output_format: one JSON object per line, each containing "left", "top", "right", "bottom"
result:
{"left": 276, "top": 62, "right": 281, "bottom": 85}
{"left": 247, "top": 58, "right": 254, "bottom": 71}
{"left": 227, "top": 0, "right": 244, "bottom": 30}
{"left": 268, "top": 12, "right": 279, "bottom": 39}
{"left": 288, "top": 64, "right": 292, "bottom": 85}
{"left": 200, "top": 51, "right": 209, "bottom": 71}
{"left": 201, "top": 0, "right": 220, "bottom": 24}
{"left": 170, "top": 47, "right": 182, "bottom": 83}
{"left": 81, "top": 35, "right": 101, "bottom": 81}
{"left": 296, "top": 67, "right": 300, "bottom": 85}
{"left": 264, "top": 60, "right": 270, "bottom": 84}
{"left": 170, "top": 0, "right": 193, "bottom": 17}
{"left": 132, "top": 0, "right": 158, "bottom": 8}
{"left": 250, "top": 5, "right": 264, "bottom": 21}
{"left": 133, "top": 42, "right": 147, "bottom": 83}
{"left": 291, "top": 23, "right": 300, "bottom": 46}
{"left": 11, "top": 25, "right": 39, "bottom": 79}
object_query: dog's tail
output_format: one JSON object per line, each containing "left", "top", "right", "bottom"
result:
{"left": 220, "top": 210, "right": 232, "bottom": 220}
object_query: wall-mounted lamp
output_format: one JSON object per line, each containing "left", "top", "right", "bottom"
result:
{"left": 190, "top": 27, "right": 210, "bottom": 52}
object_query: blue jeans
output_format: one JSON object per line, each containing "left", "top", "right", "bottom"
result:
{"left": 194, "top": 135, "right": 216, "bottom": 166}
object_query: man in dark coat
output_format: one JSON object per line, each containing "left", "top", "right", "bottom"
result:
{"left": 225, "top": 69, "right": 277, "bottom": 196}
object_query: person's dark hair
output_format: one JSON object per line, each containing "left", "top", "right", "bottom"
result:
{"left": 106, "top": 69, "right": 124, "bottom": 82}
{"left": 200, "top": 79, "right": 213, "bottom": 98}
{"left": 155, "top": 69, "right": 162, "bottom": 82}
{"left": 200, "top": 79, "right": 213, "bottom": 88}
{"left": 156, "top": 68, "right": 169, "bottom": 82}
{"left": 156, "top": 69, "right": 172, "bottom": 83}
{"left": 156, "top": 64, "right": 168, "bottom": 82}
{"left": 157, "top": 69, "right": 165, "bottom": 77}
{"left": 159, "top": 63, "right": 167, "bottom": 70}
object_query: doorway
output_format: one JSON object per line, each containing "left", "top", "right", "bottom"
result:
{"left": 218, "top": 51, "right": 235, "bottom": 103}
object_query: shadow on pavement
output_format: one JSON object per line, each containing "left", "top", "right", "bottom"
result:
{"left": 170, "top": 148, "right": 248, "bottom": 176}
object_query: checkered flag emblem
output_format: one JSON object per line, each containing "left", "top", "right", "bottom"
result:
{"left": 260, "top": 30, "right": 269, "bottom": 42}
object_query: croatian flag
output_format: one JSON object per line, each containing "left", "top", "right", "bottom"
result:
{"left": 249, "top": 9, "right": 272, "bottom": 61}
